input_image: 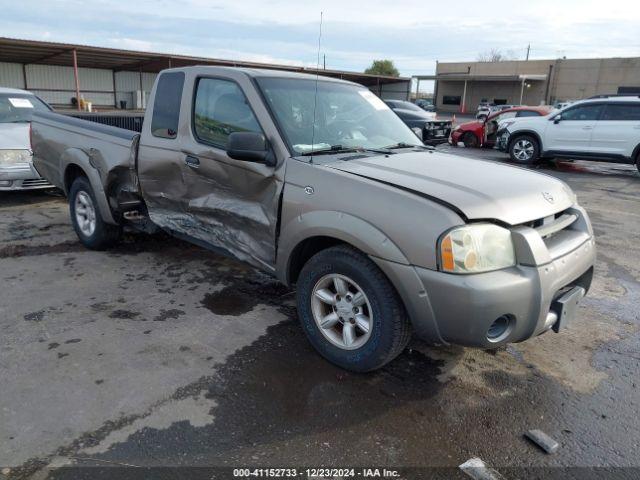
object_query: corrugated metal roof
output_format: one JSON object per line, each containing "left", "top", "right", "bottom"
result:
{"left": 0, "top": 37, "right": 409, "bottom": 87}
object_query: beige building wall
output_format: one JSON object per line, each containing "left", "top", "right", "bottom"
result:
{"left": 552, "top": 57, "right": 640, "bottom": 101}
{"left": 435, "top": 56, "right": 640, "bottom": 112}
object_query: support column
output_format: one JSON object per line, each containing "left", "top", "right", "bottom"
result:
{"left": 112, "top": 70, "right": 117, "bottom": 108}
{"left": 415, "top": 78, "right": 420, "bottom": 100}
{"left": 519, "top": 77, "right": 525, "bottom": 105}
{"left": 139, "top": 67, "right": 144, "bottom": 109}
{"left": 461, "top": 80, "right": 467, "bottom": 113}
{"left": 72, "top": 49, "right": 81, "bottom": 111}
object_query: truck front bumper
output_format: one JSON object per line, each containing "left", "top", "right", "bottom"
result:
{"left": 372, "top": 210, "right": 596, "bottom": 348}
{"left": 0, "top": 163, "right": 54, "bottom": 191}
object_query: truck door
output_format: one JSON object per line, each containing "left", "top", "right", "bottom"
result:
{"left": 545, "top": 103, "right": 603, "bottom": 153}
{"left": 137, "top": 71, "right": 192, "bottom": 234}
{"left": 178, "top": 76, "right": 282, "bottom": 271}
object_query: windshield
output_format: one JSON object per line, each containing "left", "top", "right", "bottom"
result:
{"left": 256, "top": 78, "right": 422, "bottom": 155}
{"left": 0, "top": 94, "right": 51, "bottom": 123}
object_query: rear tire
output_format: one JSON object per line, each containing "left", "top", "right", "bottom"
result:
{"left": 509, "top": 134, "right": 540, "bottom": 164}
{"left": 69, "top": 177, "right": 121, "bottom": 250}
{"left": 296, "top": 245, "right": 411, "bottom": 372}
{"left": 635, "top": 152, "right": 640, "bottom": 174}
{"left": 462, "top": 132, "right": 479, "bottom": 148}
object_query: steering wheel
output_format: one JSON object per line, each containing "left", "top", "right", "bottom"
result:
{"left": 326, "top": 120, "right": 367, "bottom": 142}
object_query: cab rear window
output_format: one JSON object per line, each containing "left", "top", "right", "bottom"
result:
{"left": 151, "top": 72, "right": 185, "bottom": 139}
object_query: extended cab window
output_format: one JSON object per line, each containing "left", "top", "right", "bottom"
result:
{"left": 560, "top": 104, "right": 603, "bottom": 121}
{"left": 602, "top": 104, "right": 640, "bottom": 121}
{"left": 193, "top": 78, "right": 262, "bottom": 148}
{"left": 151, "top": 72, "right": 185, "bottom": 139}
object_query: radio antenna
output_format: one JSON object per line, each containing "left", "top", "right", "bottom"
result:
{"left": 309, "top": 11, "right": 323, "bottom": 164}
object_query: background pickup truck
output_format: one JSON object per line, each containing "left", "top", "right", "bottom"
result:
{"left": 31, "top": 66, "right": 596, "bottom": 372}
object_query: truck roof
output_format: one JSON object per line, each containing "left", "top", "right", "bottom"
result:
{"left": 0, "top": 86, "right": 35, "bottom": 95}
{"left": 172, "top": 65, "right": 360, "bottom": 86}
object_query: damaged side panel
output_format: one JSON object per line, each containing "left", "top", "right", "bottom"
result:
{"left": 137, "top": 68, "right": 287, "bottom": 273}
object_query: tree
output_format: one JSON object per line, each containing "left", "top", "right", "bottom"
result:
{"left": 476, "top": 48, "right": 518, "bottom": 62}
{"left": 364, "top": 60, "right": 400, "bottom": 77}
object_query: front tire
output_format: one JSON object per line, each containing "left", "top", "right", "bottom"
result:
{"left": 69, "top": 177, "right": 121, "bottom": 250}
{"left": 462, "top": 132, "right": 479, "bottom": 148}
{"left": 509, "top": 134, "right": 540, "bottom": 164}
{"left": 296, "top": 245, "right": 411, "bottom": 372}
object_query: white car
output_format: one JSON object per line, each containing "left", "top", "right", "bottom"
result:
{"left": 497, "top": 96, "right": 640, "bottom": 172}
{"left": 0, "top": 87, "right": 54, "bottom": 190}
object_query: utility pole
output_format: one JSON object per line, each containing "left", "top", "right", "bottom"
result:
{"left": 526, "top": 44, "right": 531, "bottom": 61}
{"left": 323, "top": 54, "right": 326, "bottom": 70}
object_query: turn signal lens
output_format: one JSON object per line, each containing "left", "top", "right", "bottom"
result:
{"left": 439, "top": 224, "right": 516, "bottom": 274}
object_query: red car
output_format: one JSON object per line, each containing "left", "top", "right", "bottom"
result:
{"left": 449, "top": 106, "right": 552, "bottom": 148}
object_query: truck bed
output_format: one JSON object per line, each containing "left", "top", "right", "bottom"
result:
{"left": 31, "top": 111, "right": 142, "bottom": 222}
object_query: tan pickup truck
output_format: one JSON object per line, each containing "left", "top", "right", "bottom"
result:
{"left": 31, "top": 66, "right": 596, "bottom": 371}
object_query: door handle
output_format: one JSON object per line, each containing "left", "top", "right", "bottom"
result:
{"left": 582, "top": 126, "right": 594, "bottom": 130}
{"left": 184, "top": 155, "right": 200, "bottom": 168}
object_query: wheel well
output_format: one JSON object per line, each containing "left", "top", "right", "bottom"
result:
{"left": 462, "top": 131, "right": 479, "bottom": 142}
{"left": 508, "top": 131, "right": 542, "bottom": 151}
{"left": 64, "top": 164, "right": 87, "bottom": 194}
{"left": 288, "top": 236, "right": 348, "bottom": 285}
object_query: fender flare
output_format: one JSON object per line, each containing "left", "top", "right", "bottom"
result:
{"left": 276, "top": 210, "right": 410, "bottom": 285}
{"left": 61, "top": 148, "right": 117, "bottom": 225}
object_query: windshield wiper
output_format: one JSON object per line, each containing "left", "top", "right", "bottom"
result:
{"left": 382, "top": 142, "right": 432, "bottom": 150}
{"left": 300, "top": 145, "right": 391, "bottom": 156}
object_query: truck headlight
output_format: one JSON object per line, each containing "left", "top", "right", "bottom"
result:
{"left": 0, "top": 149, "right": 31, "bottom": 166}
{"left": 439, "top": 223, "right": 516, "bottom": 274}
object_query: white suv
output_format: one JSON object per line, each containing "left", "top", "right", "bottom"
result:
{"left": 497, "top": 96, "right": 640, "bottom": 172}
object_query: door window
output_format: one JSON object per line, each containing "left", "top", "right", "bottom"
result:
{"left": 560, "top": 104, "right": 603, "bottom": 121}
{"left": 601, "top": 104, "right": 640, "bottom": 121}
{"left": 516, "top": 110, "right": 542, "bottom": 118}
{"left": 193, "top": 78, "right": 262, "bottom": 148}
{"left": 151, "top": 72, "right": 185, "bottom": 139}
{"left": 492, "top": 111, "right": 517, "bottom": 123}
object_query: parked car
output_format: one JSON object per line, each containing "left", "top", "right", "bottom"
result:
{"left": 450, "top": 106, "right": 553, "bottom": 148}
{"left": 476, "top": 104, "right": 517, "bottom": 120}
{"left": 31, "top": 66, "right": 595, "bottom": 372}
{"left": 496, "top": 95, "right": 640, "bottom": 172}
{"left": 385, "top": 99, "right": 451, "bottom": 145}
{"left": 0, "top": 87, "right": 54, "bottom": 190}
{"left": 553, "top": 100, "right": 574, "bottom": 110}
{"left": 414, "top": 98, "right": 436, "bottom": 112}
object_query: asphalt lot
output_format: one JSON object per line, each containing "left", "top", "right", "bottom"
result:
{"left": 1, "top": 148, "right": 639, "bottom": 479}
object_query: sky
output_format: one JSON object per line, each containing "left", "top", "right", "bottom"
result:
{"left": 1, "top": 0, "right": 639, "bottom": 92}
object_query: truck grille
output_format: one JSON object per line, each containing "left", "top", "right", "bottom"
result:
{"left": 532, "top": 211, "right": 578, "bottom": 239}
{"left": 525, "top": 208, "right": 590, "bottom": 260}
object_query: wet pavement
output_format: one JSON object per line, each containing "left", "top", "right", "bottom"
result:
{"left": 1, "top": 152, "right": 639, "bottom": 479}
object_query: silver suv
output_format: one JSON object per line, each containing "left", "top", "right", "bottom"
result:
{"left": 497, "top": 95, "right": 640, "bottom": 172}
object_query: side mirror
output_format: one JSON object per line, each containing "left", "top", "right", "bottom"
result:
{"left": 227, "top": 132, "right": 276, "bottom": 166}
{"left": 553, "top": 115, "right": 562, "bottom": 124}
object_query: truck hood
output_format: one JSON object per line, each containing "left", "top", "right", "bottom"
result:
{"left": 325, "top": 151, "right": 575, "bottom": 225}
{"left": 0, "top": 122, "right": 31, "bottom": 150}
